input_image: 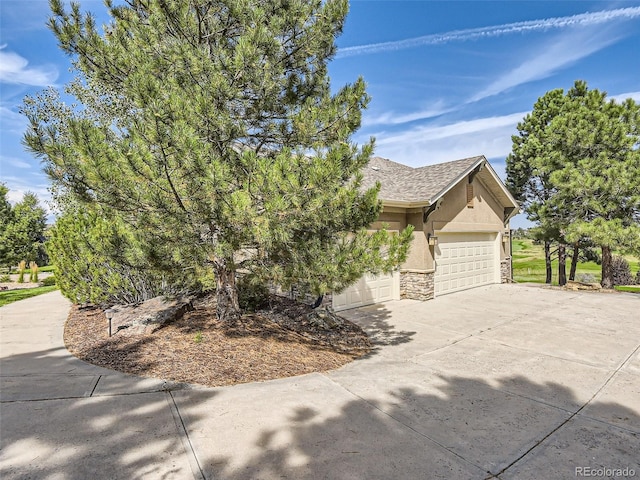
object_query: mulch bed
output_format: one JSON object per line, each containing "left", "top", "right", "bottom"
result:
{"left": 64, "top": 294, "right": 371, "bottom": 387}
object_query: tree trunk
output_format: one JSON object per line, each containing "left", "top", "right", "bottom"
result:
{"left": 569, "top": 244, "right": 579, "bottom": 281}
{"left": 544, "top": 240, "right": 552, "bottom": 284}
{"left": 601, "top": 245, "right": 613, "bottom": 289}
{"left": 558, "top": 244, "right": 567, "bottom": 286}
{"left": 214, "top": 260, "right": 241, "bottom": 322}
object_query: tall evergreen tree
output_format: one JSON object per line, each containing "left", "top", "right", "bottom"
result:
{"left": 507, "top": 88, "right": 569, "bottom": 284}
{"left": 547, "top": 82, "right": 640, "bottom": 288}
{"left": 508, "top": 80, "right": 640, "bottom": 288}
{"left": 23, "top": 0, "right": 412, "bottom": 319}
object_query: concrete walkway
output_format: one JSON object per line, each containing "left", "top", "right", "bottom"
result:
{"left": 1, "top": 286, "right": 639, "bottom": 479}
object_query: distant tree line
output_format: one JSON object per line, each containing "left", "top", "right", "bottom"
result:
{"left": 0, "top": 184, "right": 48, "bottom": 271}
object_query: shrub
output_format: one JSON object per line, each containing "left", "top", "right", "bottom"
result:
{"left": 47, "top": 208, "right": 195, "bottom": 305}
{"left": 635, "top": 267, "right": 640, "bottom": 286}
{"left": 611, "top": 256, "right": 633, "bottom": 286}
{"left": 576, "top": 273, "right": 596, "bottom": 284}
{"left": 17, "top": 260, "right": 26, "bottom": 283}
{"left": 29, "top": 261, "right": 38, "bottom": 283}
{"left": 0, "top": 274, "right": 10, "bottom": 282}
{"left": 237, "top": 275, "right": 269, "bottom": 312}
{"left": 41, "top": 276, "right": 57, "bottom": 286}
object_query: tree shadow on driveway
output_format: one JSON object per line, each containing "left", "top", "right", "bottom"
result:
{"left": 0, "top": 346, "right": 212, "bottom": 480}
{"left": 176, "top": 373, "right": 640, "bottom": 480}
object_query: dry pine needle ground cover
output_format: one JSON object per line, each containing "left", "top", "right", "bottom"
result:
{"left": 64, "top": 294, "right": 371, "bottom": 387}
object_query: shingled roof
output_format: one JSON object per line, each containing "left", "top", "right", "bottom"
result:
{"left": 361, "top": 155, "right": 485, "bottom": 204}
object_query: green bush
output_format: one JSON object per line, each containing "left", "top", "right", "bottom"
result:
{"left": 47, "top": 208, "right": 196, "bottom": 305}
{"left": 41, "top": 276, "right": 57, "bottom": 286}
{"left": 17, "top": 260, "right": 26, "bottom": 283}
{"left": 237, "top": 275, "right": 269, "bottom": 312}
{"left": 0, "top": 274, "right": 10, "bottom": 283}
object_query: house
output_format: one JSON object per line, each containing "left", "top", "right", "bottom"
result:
{"left": 332, "top": 155, "right": 519, "bottom": 311}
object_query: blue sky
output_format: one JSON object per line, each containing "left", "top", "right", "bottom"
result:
{"left": 1, "top": 1, "right": 640, "bottom": 228}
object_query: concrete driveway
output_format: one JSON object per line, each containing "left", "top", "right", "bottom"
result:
{"left": 1, "top": 285, "right": 639, "bottom": 479}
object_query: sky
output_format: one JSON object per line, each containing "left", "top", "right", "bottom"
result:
{"left": 1, "top": 1, "right": 640, "bottom": 229}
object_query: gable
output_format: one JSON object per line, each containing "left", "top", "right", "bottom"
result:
{"left": 361, "top": 155, "right": 518, "bottom": 218}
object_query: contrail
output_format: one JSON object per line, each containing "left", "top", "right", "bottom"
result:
{"left": 337, "top": 7, "right": 640, "bottom": 58}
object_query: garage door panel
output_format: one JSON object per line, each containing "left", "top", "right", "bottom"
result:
{"left": 333, "top": 271, "right": 400, "bottom": 311}
{"left": 435, "top": 233, "right": 498, "bottom": 297}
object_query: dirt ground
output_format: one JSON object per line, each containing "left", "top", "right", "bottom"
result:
{"left": 64, "top": 294, "right": 371, "bottom": 387}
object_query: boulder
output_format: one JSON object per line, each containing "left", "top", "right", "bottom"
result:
{"left": 564, "top": 280, "right": 602, "bottom": 291}
{"left": 105, "top": 295, "right": 194, "bottom": 336}
{"left": 306, "top": 308, "right": 343, "bottom": 330}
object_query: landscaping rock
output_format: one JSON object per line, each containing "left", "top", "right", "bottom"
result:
{"left": 106, "top": 296, "right": 194, "bottom": 336}
{"left": 306, "top": 308, "right": 343, "bottom": 330}
{"left": 565, "top": 280, "right": 602, "bottom": 291}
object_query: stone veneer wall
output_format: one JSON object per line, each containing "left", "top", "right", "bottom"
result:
{"left": 500, "top": 258, "right": 512, "bottom": 283}
{"left": 400, "top": 270, "right": 435, "bottom": 301}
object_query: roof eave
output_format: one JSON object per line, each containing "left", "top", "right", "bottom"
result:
{"left": 381, "top": 199, "right": 431, "bottom": 209}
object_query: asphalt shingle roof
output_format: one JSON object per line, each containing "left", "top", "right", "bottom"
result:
{"left": 361, "top": 156, "right": 484, "bottom": 204}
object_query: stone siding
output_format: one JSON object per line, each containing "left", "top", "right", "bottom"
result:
{"left": 400, "top": 270, "right": 435, "bottom": 301}
{"left": 500, "top": 258, "right": 512, "bottom": 283}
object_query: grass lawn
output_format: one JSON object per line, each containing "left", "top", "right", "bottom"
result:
{"left": 511, "top": 239, "right": 639, "bottom": 285}
{"left": 0, "top": 286, "right": 59, "bottom": 307}
{"left": 614, "top": 285, "right": 640, "bottom": 293}
{"left": 6, "top": 265, "right": 55, "bottom": 274}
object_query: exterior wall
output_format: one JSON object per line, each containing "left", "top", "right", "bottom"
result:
{"left": 500, "top": 259, "right": 512, "bottom": 283}
{"left": 428, "top": 179, "right": 504, "bottom": 235}
{"left": 400, "top": 269, "right": 434, "bottom": 301}
{"left": 366, "top": 176, "right": 515, "bottom": 301}
{"left": 403, "top": 211, "right": 429, "bottom": 271}
{"left": 370, "top": 210, "right": 407, "bottom": 234}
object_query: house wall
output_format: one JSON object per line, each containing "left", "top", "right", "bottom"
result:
{"left": 395, "top": 178, "right": 512, "bottom": 301}
{"left": 422, "top": 178, "right": 511, "bottom": 266}
{"left": 362, "top": 176, "right": 513, "bottom": 305}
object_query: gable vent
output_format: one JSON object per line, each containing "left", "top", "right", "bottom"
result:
{"left": 466, "top": 184, "right": 474, "bottom": 207}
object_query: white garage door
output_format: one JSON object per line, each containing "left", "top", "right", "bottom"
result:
{"left": 332, "top": 271, "right": 400, "bottom": 312}
{"left": 435, "top": 233, "right": 499, "bottom": 297}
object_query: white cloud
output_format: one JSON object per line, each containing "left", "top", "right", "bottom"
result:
{"left": 1, "top": 156, "right": 33, "bottom": 169}
{"left": 469, "top": 27, "right": 620, "bottom": 102}
{"left": 372, "top": 112, "right": 526, "bottom": 166}
{"left": 1, "top": 175, "right": 53, "bottom": 217}
{"left": 0, "top": 45, "right": 58, "bottom": 86}
{"left": 364, "top": 101, "right": 452, "bottom": 126}
{"left": 0, "top": 105, "right": 28, "bottom": 135}
{"left": 338, "top": 7, "right": 640, "bottom": 58}
{"left": 609, "top": 91, "right": 640, "bottom": 103}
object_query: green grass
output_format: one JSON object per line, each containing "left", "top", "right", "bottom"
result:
{"left": 7, "top": 265, "right": 55, "bottom": 274}
{"left": 614, "top": 285, "right": 640, "bottom": 293}
{"left": 0, "top": 285, "right": 59, "bottom": 307}
{"left": 511, "top": 239, "right": 639, "bottom": 285}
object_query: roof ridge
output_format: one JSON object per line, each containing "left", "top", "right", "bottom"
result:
{"left": 414, "top": 155, "right": 484, "bottom": 171}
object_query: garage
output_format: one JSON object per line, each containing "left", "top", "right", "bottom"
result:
{"left": 332, "top": 271, "right": 400, "bottom": 311}
{"left": 435, "top": 232, "right": 499, "bottom": 296}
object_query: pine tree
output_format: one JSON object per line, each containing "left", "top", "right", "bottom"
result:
{"left": 508, "top": 80, "right": 640, "bottom": 288}
{"left": 24, "top": 0, "right": 412, "bottom": 320}
{"left": 547, "top": 83, "right": 640, "bottom": 288}
{"left": 507, "top": 88, "right": 569, "bottom": 284}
